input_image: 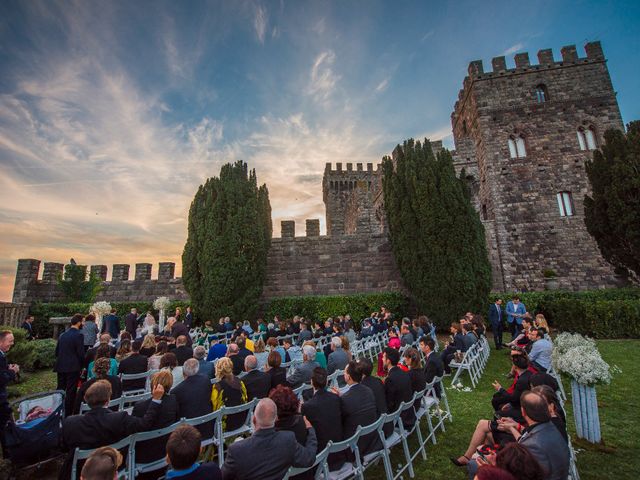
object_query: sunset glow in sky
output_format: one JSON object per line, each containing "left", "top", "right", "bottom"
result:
{"left": 1, "top": 0, "right": 639, "bottom": 300}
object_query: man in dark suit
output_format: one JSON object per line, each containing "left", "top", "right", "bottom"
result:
{"left": 173, "top": 335, "right": 194, "bottom": 366}
{"left": 101, "top": 309, "right": 120, "bottom": 339}
{"left": 382, "top": 347, "right": 415, "bottom": 428}
{"left": 357, "top": 357, "right": 392, "bottom": 437}
{"left": 301, "top": 367, "right": 345, "bottom": 471}
{"left": 117, "top": 340, "right": 148, "bottom": 392}
{"left": 55, "top": 314, "right": 86, "bottom": 417}
{"left": 419, "top": 337, "right": 444, "bottom": 397}
{"left": 124, "top": 308, "right": 139, "bottom": 337}
{"left": 172, "top": 359, "right": 214, "bottom": 439}
{"left": 166, "top": 317, "right": 192, "bottom": 346}
{"left": 61, "top": 380, "right": 165, "bottom": 477}
{"left": 21, "top": 316, "right": 35, "bottom": 340}
{"left": 338, "top": 360, "right": 382, "bottom": 457}
{"left": 489, "top": 299, "right": 505, "bottom": 349}
{"left": 0, "top": 330, "right": 19, "bottom": 440}
{"left": 221, "top": 397, "right": 317, "bottom": 480}
{"left": 235, "top": 337, "right": 252, "bottom": 363}
{"left": 226, "top": 344, "right": 244, "bottom": 376}
{"left": 242, "top": 355, "right": 271, "bottom": 400}
{"left": 184, "top": 306, "right": 194, "bottom": 329}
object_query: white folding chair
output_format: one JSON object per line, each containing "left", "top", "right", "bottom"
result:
{"left": 182, "top": 409, "right": 221, "bottom": 448}
{"left": 71, "top": 435, "right": 132, "bottom": 480}
{"left": 214, "top": 398, "right": 258, "bottom": 464}
{"left": 320, "top": 429, "right": 361, "bottom": 480}
{"left": 283, "top": 443, "right": 330, "bottom": 480}
{"left": 130, "top": 420, "right": 185, "bottom": 477}
{"left": 358, "top": 415, "right": 393, "bottom": 480}
{"left": 79, "top": 395, "right": 122, "bottom": 414}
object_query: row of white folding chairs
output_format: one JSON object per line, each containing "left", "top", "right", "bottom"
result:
{"left": 449, "top": 337, "right": 491, "bottom": 388}
{"left": 284, "top": 376, "right": 452, "bottom": 480}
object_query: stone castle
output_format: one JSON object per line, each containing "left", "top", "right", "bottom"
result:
{"left": 12, "top": 41, "right": 624, "bottom": 306}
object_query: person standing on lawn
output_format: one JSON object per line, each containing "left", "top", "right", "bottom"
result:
{"left": 54, "top": 314, "right": 86, "bottom": 417}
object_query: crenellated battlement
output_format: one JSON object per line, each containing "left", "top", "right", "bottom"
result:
{"left": 452, "top": 42, "right": 606, "bottom": 122}
{"left": 323, "top": 162, "right": 382, "bottom": 176}
{"left": 278, "top": 219, "right": 321, "bottom": 239}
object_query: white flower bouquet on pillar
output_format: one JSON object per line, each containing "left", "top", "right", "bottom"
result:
{"left": 90, "top": 301, "right": 112, "bottom": 333}
{"left": 552, "top": 332, "right": 611, "bottom": 444}
{"left": 153, "top": 296, "right": 171, "bottom": 331}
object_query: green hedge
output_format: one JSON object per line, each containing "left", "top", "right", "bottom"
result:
{"left": 29, "top": 300, "right": 192, "bottom": 338}
{"left": 4, "top": 327, "right": 58, "bottom": 371}
{"left": 265, "top": 292, "right": 409, "bottom": 327}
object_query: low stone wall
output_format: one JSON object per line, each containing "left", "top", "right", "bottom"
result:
{"left": 0, "top": 302, "right": 29, "bottom": 328}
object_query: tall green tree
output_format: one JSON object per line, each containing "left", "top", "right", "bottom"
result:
{"left": 584, "top": 122, "right": 640, "bottom": 279}
{"left": 382, "top": 139, "right": 492, "bottom": 327}
{"left": 182, "top": 161, "right": 272, "bottom": 321}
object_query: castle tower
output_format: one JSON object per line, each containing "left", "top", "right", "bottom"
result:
{"left": 451, "top": 41, "right": 623, "bottom": 291}
{"left": 322, "top": 162, "right": 383, "bottom": 236}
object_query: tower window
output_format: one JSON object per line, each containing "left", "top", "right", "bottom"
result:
{"left": 462, "top": 120, "right": 468, "bottom": 135}
{"left": 535, "top": 84, "right": 549, "bottom": 103}
{"left": 577, "top": 126, "right": 597, "bottom": 150}
{"left": 508, "top": 135, "right": 527, "bottom": 158}
{"left": 556, "top": 192, "right": 574, "bottom": 217}
{"left": 482, "top": 204, "right": 488, "bottom": 220}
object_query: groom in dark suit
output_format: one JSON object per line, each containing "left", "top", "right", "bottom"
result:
{"left": 489, "top": 299, "right": 505, "bottom": 349}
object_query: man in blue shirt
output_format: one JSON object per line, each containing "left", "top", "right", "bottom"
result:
{"left": 206, "top": 338, "right": 227, "bottom": 362}
{"left": 506, "top": 296, "right": 527, "bottom": 340}
{"left": 528, "top": 328, "right": 553, "bottom": 372}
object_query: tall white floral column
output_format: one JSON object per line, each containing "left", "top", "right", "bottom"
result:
{"left": 154, "top": 296, "right": 171, "bottom": 332}
{"left": 91, "top": 301, "right": 112, "bottom": 333}
{"left": 553, "top": 333, "right": 611, "bottom": 444}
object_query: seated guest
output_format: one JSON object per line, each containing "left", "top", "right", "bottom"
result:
{"left": 243, "top": 355, "right": 271, "bottom": 400}
{"left": 493, "top": 443, "right": 544, "bottom": 480}
{"left": 87, "top": 344, "right": 118, "bottom": 380}
{"left": 61, "top": 380, "right": 165, "bottom": 479}
{"left": 491, "top": 353, "right": 532, "bottom": 417}
{"left": 528, "top": 328, "right": 553, "bottom": 373}
{"left": 267, "top": 337, "right": 287, "bottom": 364}
{"left": 419, "top": 337, "right": 444, "bottom": 397}
{"left": 286, "top": 345, "right": 320, "bottom": 388}
{"left": 115, "top": 339, "right": 132, "bottom": 363}
{"left": 303, "top": 340, "right": 326, "bottom": 369}
{"left": 74, "top": 358, "right": 122, "bottom": 414}
{"left": 440, "top": 322, "right": 466, "bottom": 375}
{"left": 220, "top": 398, "right": 317, "bottom": 479}
{"left": 468, "top": 391, "right": 569, "bottom": 480}
{"left": 507, "top": 316, "right": 534, "bottom": 349}
{"left": 148, "top": 341, "right": 168, "bottom": 370}
{"left": 283, "top": 337, "right": 302, "bottom": 364}
{"left": 338, "top": 360, "right": 382, "bottom": 457}
{"left": 174, "top": 335, "right": 194, "bottom": 366}
{"left": 529, "top": 385, "right": 567, "bottom": 442}
{"left": 211, "top": 357, "right": 247, "bottom": 432}
{"left": 226, "top": 343, "right": 244, "bottom": 376}
{"left": 165, "top": 317, "right": 192, "bottom": 346}
{"left": 357, "top": 357, "right": 392, "bottom": 437}
{"left": 193, "top": 345, "right": 214, "bottom": 379}
{"left": 235, "top": 337, "right": 252, "bottom": 364}
{"left": 382, "top": 347, "right": 415, "bottom": 428}
{"left": 84, "top": 334, "right": 116, "bottom": 371}
{"left": 404, "top": 348, "right": 426, "bottom": 411}
{"left": 327, "top": 337, "right": 348, "bottom": 376}
{"left": 296, "top": 322, "right": 313, "bottom": 345}
{"left": 160, "top": 352, "right": 184, "bottom": 388}
{"left": 266, "top": 350, "right": 287, "bottom": 390}
{"left": 132, "top": 370, "right": 180, "bottom": 471}
{"left": 206, "top": 338, "right": 228, "bottom": 362}
{"left": 400, "top": 324, "right": 415, "bottom": 347}
{"left": 301, "top": 367, "right": 345, "bottom": 472}
{"left": 474, "top": 465, "right": 518, "bottom": 480}
{"left": 165, "top": 425, "right": 222, "bottom": 480}
{"left": 118, "top": 340, "right": 148, "bottom": 392}
{"left": 534, "top": 314, "right": 550, "bottom": 336}
{"left": 172, "top": 359, "right": 214, "bottom": 439}
{"left": 270, "top": 385, "right": 308, "bottom": 443}
{"left": 80, "top": 446, "right": 122, "bottom": 480}
{"left": 461, "top": 322, "right": 477, "bottom": 351}
{"left": 253, "top": 339, "right": 269, "bottom": 370}
{"left": 140, "top": 334, "right": 157, "bottom": 358}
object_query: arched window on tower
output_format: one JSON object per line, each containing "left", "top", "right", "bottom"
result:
{"left": 577, "top": 126, "right": 597, "bottom": 150}
{"left": 535, "top": 84, "right": 549, "bottom": 103}
{"left": 508, "top": 135, "right": 527, "bottom": 158}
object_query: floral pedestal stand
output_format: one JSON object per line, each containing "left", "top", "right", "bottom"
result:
{"left": 571, "top": 379, "right": 602, "bottom": 443}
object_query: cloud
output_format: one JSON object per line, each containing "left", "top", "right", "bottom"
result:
{"left": 502, "top": 43, "right": 524, "bottom": 56}
{"left": 306, "top": 50, "right": 341, "bottom": 103}
{"left": 375, "top": 78, "right": 390, "bottom": 93}
{"left": 254, "top": 4, "right": 268, "bottom": 44}
{"left": 420, "top": 30, "right": 434, "bottom": 43}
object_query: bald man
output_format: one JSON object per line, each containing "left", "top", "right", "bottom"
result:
{"left": 221, "top": 398, "right": 317, "bottom": 480}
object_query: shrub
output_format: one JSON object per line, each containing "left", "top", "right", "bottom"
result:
{"left": 3, "top": 327, "right": 56, "bottom": 371}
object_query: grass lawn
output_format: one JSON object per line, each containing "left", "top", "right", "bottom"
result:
{"left": 5, "top": 340, "right": 638, "bottom": 479}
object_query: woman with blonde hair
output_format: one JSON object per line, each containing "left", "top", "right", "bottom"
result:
{"left": 131, "top": 370, "right": 179, "bottom": 470}
{"left": 140, "top": 334, "right": 156, "bottom": 358}
{"left": 211, "top": 357, "right": 247, "bottom": 431}
{"left": 115, "top": 339, "right": 132, "bottom": 362}
{"left": 341, "top": 336, "right": 353, "bottom": 362}
{"left": 253, "top": 339, "right": 269, "bottom": 369}
{"left": 535, "top": 314, "right": 550, "bottom": 335}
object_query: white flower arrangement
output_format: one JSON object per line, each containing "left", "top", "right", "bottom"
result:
{"left": 552, "top": 333, "right": 611, "bottom": 386}
{"left": 153, "top": 296, "right": 171, "bottom": 311}
{"left": 90, "top": 301, "right": 112, "bottom": 316}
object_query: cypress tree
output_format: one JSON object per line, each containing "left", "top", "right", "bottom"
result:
{"left": 182, "top": 161, "right": 272, "bottom": 321}
{"left": 584, "top": 122, "right": 640, "bottom": 278}
{"left": 382, "top": 139, "right": 492, "bottom": 327}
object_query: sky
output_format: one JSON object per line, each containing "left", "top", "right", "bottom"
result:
{"left": 1, "top": 0, "right": 639, "bottom": 301}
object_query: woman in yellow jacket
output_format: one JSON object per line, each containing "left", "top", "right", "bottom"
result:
{"left": 211, "top": 356, "right": 248, "bottom": 432}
